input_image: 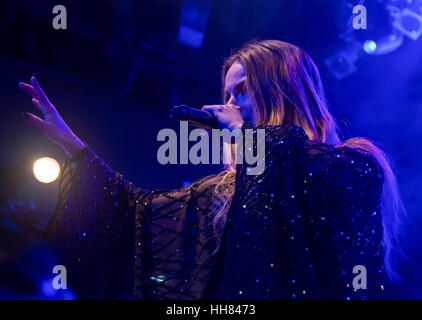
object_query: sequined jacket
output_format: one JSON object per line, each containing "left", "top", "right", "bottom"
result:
{"left": 43, "top": 124, "right": 386, "bottom": 300}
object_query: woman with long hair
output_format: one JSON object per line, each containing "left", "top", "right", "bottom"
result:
{"left": 19, "top": 39, "right": 406, "bottom": 299}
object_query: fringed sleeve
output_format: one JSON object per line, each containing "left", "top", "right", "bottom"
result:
{"left": 43, "top": 144, "right": 151, "bottom": 299}
{"left": 43, "top": 144, "right": 223, "bottom": 300}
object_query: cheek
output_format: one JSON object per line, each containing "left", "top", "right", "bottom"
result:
{"left": 242, "top": 96, "right": 254, "bottom": 116}
{"left": 238, "top": 97, "right": 254, "bottom": 121}
{"left": 232, "top": 93, "right": 254, "bottom": 120}
{"left": 237, "top": 94, "right": 252, "bottom": 108}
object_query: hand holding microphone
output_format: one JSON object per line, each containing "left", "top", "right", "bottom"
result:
{"left": 171, "top": 104, "right": 244, "bottom": 130}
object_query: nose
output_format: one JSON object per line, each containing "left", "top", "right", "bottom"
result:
{"left": 226, "top": 95, "right": 237, "bottom": 106}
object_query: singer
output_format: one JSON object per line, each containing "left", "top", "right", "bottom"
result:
{"left": 18, "top": 40, "right": 405, "bottom": 300}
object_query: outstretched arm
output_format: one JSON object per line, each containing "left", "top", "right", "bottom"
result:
{"left": 19, "top": 75, "right": 149, "bottom": 298}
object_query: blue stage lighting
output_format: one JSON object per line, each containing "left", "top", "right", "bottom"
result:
{"left": 178, "top": 0, "right": 211, "bottom": 49}
{"left": 364, "top": 40, "right": 377, "bottom": 54}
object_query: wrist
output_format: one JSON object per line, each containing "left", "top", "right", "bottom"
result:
{"left": 60, "top": 134, "right": 85, "bottom": 159}
{"left": 230, "top": 120, "right": 244, "bottom": 131}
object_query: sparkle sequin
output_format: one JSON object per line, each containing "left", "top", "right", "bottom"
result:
{"left": 44, "top": 124, "right": 386, "bottom": 300}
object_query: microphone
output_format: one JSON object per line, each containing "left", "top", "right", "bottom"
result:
{"left": 170, "top": 105, "right": 219, "bottom": 129}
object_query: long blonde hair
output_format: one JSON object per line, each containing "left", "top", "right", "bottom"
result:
{"left": 205, "top": 39, "right": 406, "bottom": 282}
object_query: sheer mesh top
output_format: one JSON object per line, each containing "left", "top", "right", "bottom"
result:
{"left": 43, "top": 124, "right": 386, "bottom": 299}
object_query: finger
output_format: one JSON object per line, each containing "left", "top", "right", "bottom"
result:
{"left": 226, "top": 104, "right": 241, "bottom": 110}
{"left": 31, "top": 98, "right": 43, "bottom": 113}
{"left": 202, "top": 105, "right": 223, "bottom": 114}
{"left": 18, "top": 82, "right": 37, "bottom": 99}
{"left": 21, "top": 112, "right": 45, "bottom": 129}
{"left": 30, "top": 76, "right": 54, "bottom": 114}
{"left": 202, "top": 105, "right": 223, "bottom": 109}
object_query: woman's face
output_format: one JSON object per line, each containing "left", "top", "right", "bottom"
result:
{"left": 224, "top": 61, "right": 255, "bottom": 124}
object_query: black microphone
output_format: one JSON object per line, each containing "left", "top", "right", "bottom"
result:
{"left": 170, "top": 105, "right": 219, "bottom": 129}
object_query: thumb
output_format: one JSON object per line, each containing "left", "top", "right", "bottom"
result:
{"left": 21, "top": 112, "right": 45, "bottom": 130}
{"left": 226, "top": 104, "right": 241, "bottom": 110}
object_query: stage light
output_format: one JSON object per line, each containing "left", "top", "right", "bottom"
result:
{"left": 327, "top": 1, "right": 421, "bottom": 79}
{"left": 325, "top": 39, "right": 360, "bottom": 79}
{"left": 370, "top": 33, "right": 404, "bottom": 55}
{"left": 33, "top": 157, "right": 60, "bottom": 184}
{"left": 325, "top": 51, "right": 357, "bottom": 79}
{"left": 178, "top": 0, "right": 211, "bottom": 48}
{"left": 363, "top": 40, "right": 377, "bottom": 54}
{"left": 392, "top": 8, "right": 422, "bottom": 41}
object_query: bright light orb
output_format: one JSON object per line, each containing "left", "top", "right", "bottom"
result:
{"left": 363, "top": 40, "right": 377, "bottom": 54}
{"left": 33, "top": 157, "right": 60, "bottom": 183}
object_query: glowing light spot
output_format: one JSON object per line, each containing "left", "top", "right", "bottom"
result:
{"left": 150, "top": 275, "right": 166, "bottom": 283}
{"left": 33, "top": 157, "right": 60, "bottom": 183}
{"left": 364, "top": 40, "right": 377, "bottom": 54}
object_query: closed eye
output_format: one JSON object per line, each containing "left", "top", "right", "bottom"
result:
{"left": 234, "top": 81, "right": 245, "bottom": 95}
{"left": 224, "top": 80, "right": 246, "bottom": 102}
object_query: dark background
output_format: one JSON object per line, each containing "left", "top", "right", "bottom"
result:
{"left": 0, "top": 0, "right": 421, "bottom": 299}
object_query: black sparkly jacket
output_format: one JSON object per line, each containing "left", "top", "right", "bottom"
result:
{"left": 43, "top": 124, "right": 386, "bottom": 299}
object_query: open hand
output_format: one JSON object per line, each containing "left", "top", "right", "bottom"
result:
{"left": 19, "top": 75, "right": 85, "bottom": 158}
